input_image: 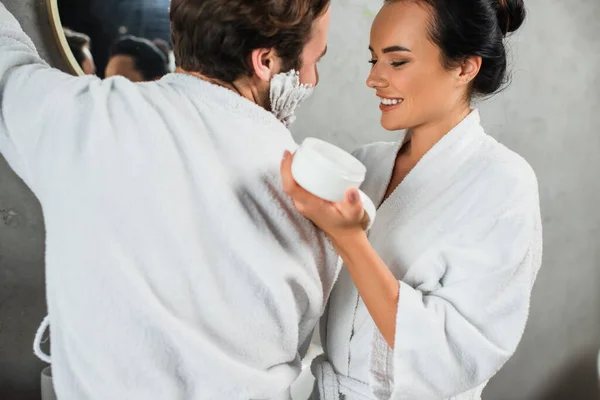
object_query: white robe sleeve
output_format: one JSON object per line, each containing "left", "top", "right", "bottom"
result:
{"left": 370, "top": 171, "right": 543, "bottom": 399}
{"left": 0, "top": 3, "right": 97, "bottom": 186}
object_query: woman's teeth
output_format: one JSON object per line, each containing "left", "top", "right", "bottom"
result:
{"left": 380, "top": 98, "right": 402, "bottom": 106}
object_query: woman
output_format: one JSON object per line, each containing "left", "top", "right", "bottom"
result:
{"left": 281, "top": 0, "right": 542, "bottom": 399}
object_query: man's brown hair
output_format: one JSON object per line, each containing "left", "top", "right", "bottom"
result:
{"left": 170, "top": 0, "right": 330, "bottom": 83}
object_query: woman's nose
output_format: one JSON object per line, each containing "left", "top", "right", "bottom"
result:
{"left": 366, "top": 67, "right": 387, "bottom": 89}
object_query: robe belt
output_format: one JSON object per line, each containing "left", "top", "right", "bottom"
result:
{"left": 311, "top": 354, "right": 376, "bottom": 400}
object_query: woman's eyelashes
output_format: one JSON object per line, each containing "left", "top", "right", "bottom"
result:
{"left": 368, "top": 59, "right": 408, "bottom": 68}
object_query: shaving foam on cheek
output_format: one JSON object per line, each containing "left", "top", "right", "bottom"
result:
{"left": 269, "top": 70, "right": 314, "bottom": 127}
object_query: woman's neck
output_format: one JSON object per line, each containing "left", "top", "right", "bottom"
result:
{"left": 382, "top": 104, "right": 472, "bottom": 202}
{"left": 404, "top": 104, "right": 472, "bottom": 162}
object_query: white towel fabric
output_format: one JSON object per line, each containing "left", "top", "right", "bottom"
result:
{"left": 0, "top": 3, "right": 341, "bottom": 399}
{"left": 317, "top": 110, "right": 543, "bottom": 399}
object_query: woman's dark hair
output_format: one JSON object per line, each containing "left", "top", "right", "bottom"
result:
{"left": 170, "top": 0, "right": 330, "bottom": 83}
{"left": 389, "top": 0, "right": 526, "bottom": 97}
{"left": 109, "top": 36, "right": 170, "bottom": 81}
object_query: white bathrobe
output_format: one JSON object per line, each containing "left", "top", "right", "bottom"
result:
{"left": 313, "top": 110, "right": 543, "bottom": 400}
{"left": 0, "top": 4, "right": 340, "bottom": 399}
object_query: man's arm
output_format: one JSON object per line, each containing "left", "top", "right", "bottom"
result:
{"left": 0, "top": 2, "right": 97, "bottom": 185}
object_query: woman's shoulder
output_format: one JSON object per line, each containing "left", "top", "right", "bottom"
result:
{"left": 454, "top": 131, "right": 541, "bottom": 224}
{"left": 478, "top": 133, "right": 539, "bottom": 194}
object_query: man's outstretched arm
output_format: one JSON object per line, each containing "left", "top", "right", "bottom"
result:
{"left": 0, "top": 2, "right": 97, "bottom": 185}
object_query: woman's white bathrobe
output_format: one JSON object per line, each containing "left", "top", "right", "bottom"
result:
{"left": 0, "top": 4, "right": 340, "bottom": 400}
{"left": 313, "top": 110, "right": 543, "bottom": 399}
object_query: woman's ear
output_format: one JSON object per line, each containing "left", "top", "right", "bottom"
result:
{"left": 455, "top": 55, "right": 482, "bottom": 87}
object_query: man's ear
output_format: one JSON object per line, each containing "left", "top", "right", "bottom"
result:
{"left": 250, "top": 48, "right": 279, "bottom": 82}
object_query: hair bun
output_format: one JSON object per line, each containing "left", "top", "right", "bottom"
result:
{"left": 496, "top": 0, "right": 526, "bottom": 35}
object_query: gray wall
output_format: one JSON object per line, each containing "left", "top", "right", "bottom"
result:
{"left": 1, "top": 0, "right": 599, "bottom": 399}
{"left": 0, "top": 1, "right": 69, "bottom": 398}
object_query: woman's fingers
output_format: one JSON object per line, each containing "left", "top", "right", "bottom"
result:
{"left": 281, "top": 151, "right": 366, "bottom": 231}
{"left": 331, "top": 189, "right": 366, "bottom": 228}
{"left": 280, "top": 151, "right": 297, "bottom": 196}
{"left": 343, "top": 189, "right": 366, "bottom": 223}
{"left": 280, "top": 150, "right": 325, "bottom": 214}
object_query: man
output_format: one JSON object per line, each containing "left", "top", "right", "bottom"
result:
{"left": 105, "top": 35, "right": 169, "bottom": 81}
{"left": 0, "top": 1, "right": 336, "bottom": 399}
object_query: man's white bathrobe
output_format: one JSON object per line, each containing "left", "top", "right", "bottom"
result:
{"left": 313, "top": 110, "right": 543, "bottom": 399}
{"left": 0, "top": 4, "right": 340, "bottom": 399}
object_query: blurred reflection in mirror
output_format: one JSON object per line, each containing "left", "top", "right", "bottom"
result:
{"left": 56, "top": 0, "right": 173, "bottom": 79}
{"left": 105, "top": 36, "right": 170, "bottom": 82}
{"left": 63, "top": 28, "right": 96, "bottom": 75}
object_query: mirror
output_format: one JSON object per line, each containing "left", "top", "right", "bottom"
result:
{"left": 47, "top": 0, "right": 175, "bottom": 80}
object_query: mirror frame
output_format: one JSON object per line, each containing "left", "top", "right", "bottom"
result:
{"left": 46, "top": 0, "right": 84, "bottom": 76}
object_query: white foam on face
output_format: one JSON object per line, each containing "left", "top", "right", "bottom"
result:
{"left": 269, "top": 70, "right": 314, "bottom": 127}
